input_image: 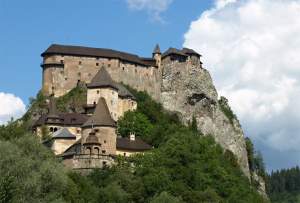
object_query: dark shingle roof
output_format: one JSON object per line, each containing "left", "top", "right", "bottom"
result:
{"left": 87, "top": 67, "right": 119, "bottom": 90}
{"left": 116, "top": 137, "right": 152, "bottom": 151}
{"left": 42, "top": 44, "right": 153, "bottom": 67}
{"left": 33, "top": 113, "right": 88, "bottom": 127}
{"left": 162, "top": 48, "right": 188, "bottom": 58}
{"left": 182, "top": 48, "right": 201, "bottom": 56}
{"left": 60, "top": 138, "right": 82, "bottom": 157}
{"left": 52, "top": 128, "right": 76, "bottom": 139}
{"left": 82, "top": 97, "right": 116, "bottom": 128}
{"left": 116, "top": 83, "right": 136, "bottom": 100}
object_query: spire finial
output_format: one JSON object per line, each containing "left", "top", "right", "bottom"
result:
{"left": 153, "top": 44, "right": 161, "bottom": 54}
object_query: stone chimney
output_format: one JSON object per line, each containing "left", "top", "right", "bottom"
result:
{"left": 129, "top": 132, "right": 135, "bottom": 141}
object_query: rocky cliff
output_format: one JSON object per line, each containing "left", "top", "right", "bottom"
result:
{"left": 160, "top": 61, "right": 250, "bottom": 178}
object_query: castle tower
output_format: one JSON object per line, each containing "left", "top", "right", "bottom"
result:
{"left": 152, "top": 44, "right": 161, "bottom": 69}
{"left": 81, "top": 97, "right": 117, "bottom": 156}
{"left": 86, "top": 66, "right": 119, "bottom": 120}
{"left": 45, "top": 96, "right": 62, "bottom": 133}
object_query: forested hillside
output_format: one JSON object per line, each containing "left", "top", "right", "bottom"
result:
{"left": 267, "top": 166, "right": 300, "bottom": 203}
{"left": 0, "top": 87, "right": 267, "bottom": 202}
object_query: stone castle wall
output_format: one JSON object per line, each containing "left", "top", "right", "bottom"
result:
{"left": 42, "top": 54, "right": 161, "bottom": 100}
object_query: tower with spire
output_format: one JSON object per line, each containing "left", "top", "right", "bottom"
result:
{"left": 152, "top": 44, "right": 162, "bottom": 69}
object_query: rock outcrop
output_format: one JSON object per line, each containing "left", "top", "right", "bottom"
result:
{"left": 160, "top": 61, "right": 250, "bottom": 178}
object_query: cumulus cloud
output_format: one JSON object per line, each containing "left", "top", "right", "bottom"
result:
{"left": 126, "top": 0, "right": 173, "bottom": 22}
{"left": 0, "top": 92, "right": 26, "bottom": 125}
{"left": 184, "top": 0, "right": 300, "bottom": 159}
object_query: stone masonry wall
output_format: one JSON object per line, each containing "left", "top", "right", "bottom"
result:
{"left": 42, "top": 55, "right": 161, "bottom": 100}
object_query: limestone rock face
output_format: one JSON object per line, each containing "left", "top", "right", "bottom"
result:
{"left": 160, "top": 61, "right": 250, "bottom": 178}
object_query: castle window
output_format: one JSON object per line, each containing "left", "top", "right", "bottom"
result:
{"left": 50, "top": 127, "right": 53, "bottom": 132}
{"left": 60, "top": 60, "right": 64, "bottom": 64}
{"left": 96, "top": 63, "right": 99, "bottom": 66}
{"left": 104, "top": 140, "right": 106, "bottom": 143}
{"left": 54, "top": 127, "right": 58, "bottom": 132}
{"left": 94, "top": 147, "right": 100, "bottom": 155}
{"left": 93, "top": 101, "right": 96, "bottom": 105}
{"left": 65, "top": 78, "right": 68, "bottom": 81}
{"left": 97, "top": 90, "right": 100, "bottom": 94}
{"left": 122, "top": 67, "right": 125, "bottom": 71}
{"left": 108, "top": 64, "right": 111, "bottom": 67}
{"left": 102, "top": 150, "right": 106, "bottom": 154}
{"left": 103, "top": 161, "right": 107, "bottom": 166}
{"left": 79, "top": 61, "right": 82, "bottom": 65}
{"left": 123, "top": 153, "right": 126, "bottom": 156}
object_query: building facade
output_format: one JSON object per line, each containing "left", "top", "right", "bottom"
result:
{"left": 41, "top": 44, "right": 202, "bottom": 102}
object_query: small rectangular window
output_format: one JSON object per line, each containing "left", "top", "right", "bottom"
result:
{"left": 96, "top": 63, "right": 99, "bottom": 66}
{"left": 79, "top": 61, "right": 82, "bottom": 65}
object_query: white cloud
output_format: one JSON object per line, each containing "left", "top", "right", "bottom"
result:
{"left": 0, "top": 92, "right": 26, "bottom": 125}
{"left": 184, "top": 0, "right": 300, "bottom": 156}
{"left": 126, "top": 0, "right": 173, "bottom": 22}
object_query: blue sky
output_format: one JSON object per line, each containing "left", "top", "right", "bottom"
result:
{"left": 1, "top": 0, "right": 300, "bottom": 171}
{"left": 0, "top": 0, "right": 212, "bottom": 102}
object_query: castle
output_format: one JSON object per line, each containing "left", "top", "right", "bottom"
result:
{"left": 41, "top": 44, "right": 202, "bottom": 100}
{"left": 36, "top": 44, "right": 202, "bottom": 171}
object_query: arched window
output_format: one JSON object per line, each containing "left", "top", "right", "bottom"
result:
{"left": 54, "top": 127, "right": 58, "bottom": 132}
{"left": 49, "top": 127, "right": 53, "bottom": 132}
{"left": 94, "top": 147, "right": 100, "bottom": 155}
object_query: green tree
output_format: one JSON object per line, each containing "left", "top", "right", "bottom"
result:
{"left": 150, "top": 191, "right": 183, "bottom": 203}
{"left": 117, "top": 111, "right": 153, "bottom": 139}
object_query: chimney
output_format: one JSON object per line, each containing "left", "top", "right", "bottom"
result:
{"left": 129, "top": 132, "right": 135, "bottom": 141}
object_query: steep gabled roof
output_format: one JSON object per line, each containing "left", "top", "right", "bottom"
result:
{"left": 41, "top": 44, "right": 153, "bottom": 67}
{"left": 116, "top": 137, "right": 152, "bottom": 151}
{"left": 116, "top": 83, "right": 136, "bottom": 100}
{"left": 47, "top": 97, "right": 60, "bottom": 119}
{"left": 162, "top": 48, "right": 188, "bottom": 59}
{"left": 82, "top": 97, "right": 116, "bottom": 128}
{"left": 52, "top": 128, "right": 76, "bottom": 139}
{"left": 181, "top": 48, "right": 201, "bottom": 57}
{"left": 153, "top": 44, "right": 161, "bottom": 54}
{"left": 87, "top": 67, "right": 119, "bottom": 90}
